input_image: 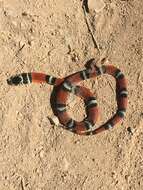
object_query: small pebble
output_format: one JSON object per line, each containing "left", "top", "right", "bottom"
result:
{"left": 88, "top": 0, "right": 105, "bottom": 13}
{"left": 22, "top": 12, "right": 28, "bottom": 16}
{"left": 39, "top": 150, "right": 44, "bottom": 158}
{"left": 50, "top": 116, "right": 59, "bottom": 126}
{"left": 127, "top": 127, "right": 133, "bottom": 135}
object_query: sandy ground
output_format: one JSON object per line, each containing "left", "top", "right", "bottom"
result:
{"left": 0, "top": 0, "right": 143, "bottom": 189}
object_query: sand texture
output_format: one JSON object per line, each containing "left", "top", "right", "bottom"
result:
{"left": 0, "top": 0, "right": 143, "bottom": 189}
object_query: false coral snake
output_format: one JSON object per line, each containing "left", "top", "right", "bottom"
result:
{"left": 7, "top": 59, "right": 127, "bottom": 135}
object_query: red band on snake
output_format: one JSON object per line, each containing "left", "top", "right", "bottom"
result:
{"left": 7, "top": 61, "right": 127, "bottom": 135}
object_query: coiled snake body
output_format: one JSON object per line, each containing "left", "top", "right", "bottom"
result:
{"left": 7, "top": 60, "right": 127, "bottom": 135}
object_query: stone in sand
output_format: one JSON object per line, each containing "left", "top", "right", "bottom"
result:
{"left": 88, "top": 0, "right": 105, "bottom": 13}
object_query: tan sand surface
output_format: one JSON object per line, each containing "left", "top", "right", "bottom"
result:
{"left": 0, "top": 0, "right": 143, "bottom": 189}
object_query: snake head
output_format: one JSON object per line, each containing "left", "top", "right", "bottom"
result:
{"left": 85, "top": 58, "right": 96, "bottom": 69}
{"left": 84, "top": 58, "right": 98, "bottom": 74}
{"left": 7, "top": 74, "right": 23, "bottom": 85}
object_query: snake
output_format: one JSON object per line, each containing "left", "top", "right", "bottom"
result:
{"left": 7, "top": 60, "right": 127, "bottom": 135}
